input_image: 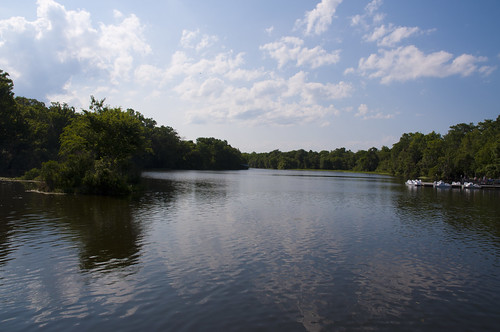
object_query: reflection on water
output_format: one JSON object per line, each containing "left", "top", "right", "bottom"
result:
{"left": 0, "top": 182, "right": 143, "bottom": 272}
{"left": 397, "top": 186, "right": 500, "bottom": 246}
{"left": 0, "top": 170, "right": 499, "bottom": 331}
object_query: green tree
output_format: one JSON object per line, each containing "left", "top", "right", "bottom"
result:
{"left": 144, "top": 125, "right": 182, "bottom": 169}
{"left": 0, "top": 70, "right": 25, "bottom": 175}
{"left": 193, "top": 137, "right": 245, "bottom": 170}
{"left": 376, "top": 146, "right": 391, "bottom": 173}
{"left": 15, "top": 98, "right": 76, "bottom": 172}
{"left": 40, "top": 97, "right": 149, "bottom": 194}
{"left": 354, "top": 147, "right": 379, "bottom": 172}
{"left": 419, "top": 132, "right": 444, "bottom": 179}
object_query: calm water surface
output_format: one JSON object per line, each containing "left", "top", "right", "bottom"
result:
{"left": 1, "top": 169, "right": 499, "bottom": 331}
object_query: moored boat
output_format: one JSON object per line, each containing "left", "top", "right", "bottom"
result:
{"left": 433, "top": 180, "right": 451, "bottom": 188}
{"left": 462, "top": 182, "right": 481, "bottom": 189}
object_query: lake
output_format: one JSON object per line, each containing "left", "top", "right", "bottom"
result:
{"left": 1, "top": 169, "right": 499, "bottom": 331}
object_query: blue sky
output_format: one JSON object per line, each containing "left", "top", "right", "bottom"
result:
{"left": 1, "top": 0, "right": 499, "bottom": 152}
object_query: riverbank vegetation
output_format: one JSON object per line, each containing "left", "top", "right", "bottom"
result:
{"left": 1, "top": 69, "right": 499, "bottom": 194}
{"left": 243, "top": 117, "right": 500, "bottom": 180}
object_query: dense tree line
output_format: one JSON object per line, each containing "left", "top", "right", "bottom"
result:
{"left": 0, "top": 70, "right": 246, "bottom": 194}
{"left": 243, "top": 117, "right": 500, "bottom": 180}
{"left": 243, "top": 147, "right": 383, "bottom": 173}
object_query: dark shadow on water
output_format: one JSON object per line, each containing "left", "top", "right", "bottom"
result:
{"left": 0, "top": 180, "right": 177, "bottom": 273}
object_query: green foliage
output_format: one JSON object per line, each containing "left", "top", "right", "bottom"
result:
{"left": 81, "top": 158, "right": 132, "bottom": 195}
{"left": 47, "top": 98, "right": 150, "bottom": 195}
{"left": 0, "top": 70, "right": 24, "bottom": 175}
{"left": 245, "top": 115, "right": 499, "bottom": 180}
{"left": 193, "top": 137, "right": 246, "bottom": 170}
{"left": 354, "top": 148, "right": 379, "bottom": 172}
{"left": 388, "top": 117, "right": 500, "bottom": 180}
{"left": 143, "top": 125, "right": 183, "bottom": 169}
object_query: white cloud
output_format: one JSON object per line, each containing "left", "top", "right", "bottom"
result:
{"left": 169, "top": 23, "right": 351, "bottom": 127}
{"left": 355, "top": 103, "right": 395, "bottom": 120}
{"left": 0, "top": 0, "right": 151, "bottom": 96}
{"left": 287, "top": 71, "right": 353, "bottom": 103}
{"left": 260, "top": 36, "right": 340, "bottom": 69}
{"left": 343, "top": 67, "right": 355, "bottom": 75}
{"left": 180, "top": 29, "right": 218, "bottom": 52}
{"left": 350, "top": 14, "right": 362, "bottom": 27}
{"left": 365, "top": 0, "right": 383, "bottom": 16}
{"left": 379, "top": 26, "right": 420, "bottom": 47}
{"left": 134, "top": 64, "right": 164, "bottom": 85}
{"left": 180, "top": 29, "right": 198, "bottom": 48}
{"left": 265, "top": 26, "right": 274, "bottom": 35}
{"left": 295, "top": 0, "right": 343, "bottom": 36}
{"left": 164, "top": 50, "right": 255, "bottom": 81}
{"left": 172, "top": 63, "right": 351, "bottom": 126}
{"left": 130, "top": 37, "right": 352, "bottom": 127}
{"left": 358, "top": 45, "right": 495, "bottom": 83}
{"left": 356, "top": 103, "right": 369, "bottom": 117}
{"left": 224, "top": 68, "right": 266, "bottom": 81}
{"left": 353, "top": 0, "right": 419, "bottom": 48}
{"left": 350, "top": 0, "right": 384, "bottom": 28}
{"left": 364, "top": 24, "right": 420, "bottom": 47}
{"left": 478, "top": 65, "right": 497, "bottom": 76}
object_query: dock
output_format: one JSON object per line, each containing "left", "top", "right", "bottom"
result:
{"left": 418, "top": 182, "right": 500, "bottom": 189}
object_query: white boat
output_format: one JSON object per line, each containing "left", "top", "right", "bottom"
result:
{"left": 462, "top": 182, "right": 481, "bottom": 189}
{"left": 433, "top": 180, "right": 451, "bottom": 188}
{"left": 406, "top": 179, "right": 422, "bottom": 186}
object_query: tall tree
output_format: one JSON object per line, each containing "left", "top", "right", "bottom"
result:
{"left": 40, "top": 97, "right": 150, "bottom": 194}
{"left": 0, "top": 70, "right": 24, "bottom": 175}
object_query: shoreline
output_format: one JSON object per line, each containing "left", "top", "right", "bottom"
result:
{"left": 0, "top": 177, "right": 42, "bottom": 183}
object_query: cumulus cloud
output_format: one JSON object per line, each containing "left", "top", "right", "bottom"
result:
{"left": 358, "top": 45, "right": 495, "bottom": 83}
{"left": 265, "top": 26, "right": 274, "bottom": 35}
{"left": 351, "top": 0, "right": 384, "bottom": 28}
{"left": 356, "top": 104, "right": 369, "bottom": 117}
{"left": 348, "top": 0, "right": 495, "bottom": 84}
{"left": 355, "top": 103, "right": 394, "bottom": 120}
{"left": 134, "top": 47, "right": 266, "bottom": 88}
{"left": 296, "top": 0, "right": 343, "bottom": 36}
{"left": 353, "top": 0, "right": 420, "bottom": 48}
{"left": 260, "top": 36, "right": 340, "bottom": 69}
{"left": 128, "top": 26, "right": 350, "bottom": 127}
{"left": 132, "top": 16, "right": 355, "bottom": 127}
{"left": 364, "top": 24, "right": 420, "bottom": 47}
{"left": 171, "top": 59, "right": 351, "bottom": 126}
{"left": 180, "top": 29, "right": 218, "bottom": 52}
{"left": 365, "top": 0, "right": 383, "bottom": 16}
{"left": 164, "top": 50, "right": 261, "bottom": 82}
{"left": 0, "top": 0, "right": 150, "bottom": 97}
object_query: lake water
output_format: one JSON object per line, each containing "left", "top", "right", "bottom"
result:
{"left": 1, "top": 169, "right": 499, "bottom": 331}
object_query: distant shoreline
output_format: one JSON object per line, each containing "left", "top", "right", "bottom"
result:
{"left": 0, "top": 177, "right": 41, "bottom": 183}
{"left": 261, "top": 168, "right": 393, "bottom": 176}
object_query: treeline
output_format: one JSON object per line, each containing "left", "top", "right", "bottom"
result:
{"left": 244, "top": 116, "right": 500, "bottom": 180}
{"left": 0, "top": 70, "right": 245, "bottom": 195}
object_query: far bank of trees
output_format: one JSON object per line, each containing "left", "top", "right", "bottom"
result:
{"left": 0, "top": 70, "right": 246, "bottom": 195}
{"left": 244, "top": 116, "right": 500, "bottom": 180}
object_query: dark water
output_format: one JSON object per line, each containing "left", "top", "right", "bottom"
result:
{"left": 1, "top": 169, "right": 499, "bottom": 331}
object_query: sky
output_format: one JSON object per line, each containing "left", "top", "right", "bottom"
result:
{"left": 1, "top": 0, "right": 499, "bottom": 153}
